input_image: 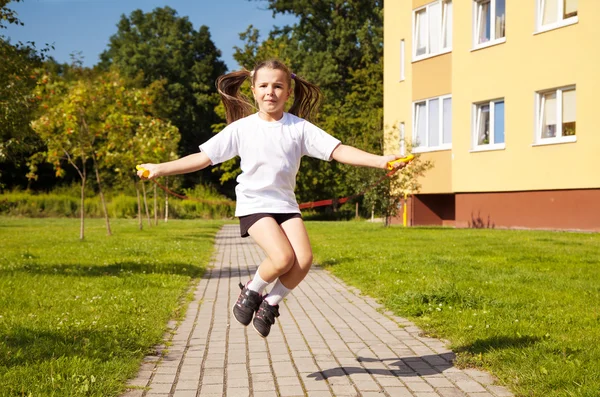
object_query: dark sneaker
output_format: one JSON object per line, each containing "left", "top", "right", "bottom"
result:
{"left": 232, "top": 282, "right": 262, "bottom": 326}
{"left": 252, "top": 299, "right": 280, "bottom": 338}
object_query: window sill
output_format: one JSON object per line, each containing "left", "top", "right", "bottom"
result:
{"left": 470, "top": 144, "right": 506, "bottom": 152}
{"left": 471, "top": 38, "right": 506, "bottom": 52}
{"left": 534, "top": 17, "right": 578, "bottom": 35}
{"left": 412, "top": 48, "right": 452, "bottom": 63}
{"left": 413, "top": 145, "right": 452, "bottom": 154}
{"left": 532, "top": 136, "right": 577, "bottom": 146}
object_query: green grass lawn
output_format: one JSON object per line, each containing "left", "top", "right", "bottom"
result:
{"left": 2, "top": 218, "right": 598, "bottom": 396}
{"left": 306, "top": 222, "right": 600, "bottom": 397}
{"left": 0, "top": 218, "right": 224, "bottom": 396}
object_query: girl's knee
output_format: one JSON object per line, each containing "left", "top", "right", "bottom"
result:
{"left": 298, "top": 253, "right": 313, "bottom": 270}
{"left": 292, "top": 253, "right": 312, "bottom": 278}
{"left": 270, "top": 249, "right": 295, "bottom": 273}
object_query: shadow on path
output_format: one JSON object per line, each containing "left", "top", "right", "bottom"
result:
{"left": 309, "top": 335, "right": 541, "bottom": 382}
{"left": 308, "top": 353, "right": 454, "bottom": 380}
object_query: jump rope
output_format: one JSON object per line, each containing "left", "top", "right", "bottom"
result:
{"left": 136, "top": 154, "right": 414, "bottom": 209}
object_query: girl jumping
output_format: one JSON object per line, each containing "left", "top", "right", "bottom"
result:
{"left": 137, "top": 59, "right": 406, "bottom": 338}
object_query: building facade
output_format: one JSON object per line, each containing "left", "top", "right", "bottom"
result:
{"left": 384, "top": 0, "right": 600, "bottom": 231}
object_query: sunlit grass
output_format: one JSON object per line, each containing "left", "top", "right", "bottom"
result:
{"left": 0, "top": 218, "right": 224, "bottom": 396}
{"left": 306, "top": 222, "right": 600, "bottom": 397}
{"left": 3, "top": 218, "right": 598, "bottom": 396}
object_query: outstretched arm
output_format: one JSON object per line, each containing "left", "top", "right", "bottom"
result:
{"left": 137, "top": 152, "right": 212, "bottom": 179}
{"left": 330, "top": 144, "right": 404, "bottom": 170}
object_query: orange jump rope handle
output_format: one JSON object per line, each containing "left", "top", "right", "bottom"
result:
{"left": 136, "top": 165, "right": 150, "bottom": 178}
{"left": 386, "top": 154, "right": 415, "bottom": 170}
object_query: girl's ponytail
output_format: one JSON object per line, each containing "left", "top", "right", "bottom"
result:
{"left": 289, "top": 74, "right": 322, "bottom": 122}
{"left": 216, "top": 70, "right": 254, "bottom": 124}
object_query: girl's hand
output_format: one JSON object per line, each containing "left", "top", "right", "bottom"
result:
{"left": 381, "top": 154, "right": 409, "bottom": 170}
{"left": 137, "top": 163, "right": 161, "bottom": 179}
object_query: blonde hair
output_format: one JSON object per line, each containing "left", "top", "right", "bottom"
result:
{"left": 216, "top": 59, "right": 322, "bottom": 124}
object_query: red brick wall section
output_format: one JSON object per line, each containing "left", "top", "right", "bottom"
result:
{"left": 411, "top": 194, "right": 456, "bottom": 226}
{"left": 455, "top": 189, "right": 600, "bottom": 231}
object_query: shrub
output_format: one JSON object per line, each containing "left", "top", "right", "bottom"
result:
{"left": 0, "top": 187, "right": 234, "bottom": 219}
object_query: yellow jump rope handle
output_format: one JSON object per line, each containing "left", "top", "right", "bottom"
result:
{"left": 136, "top": 165, "right": 150, "bottom": 178}
{"left": 386, "top": 154, "right": 415, "bottom": 170}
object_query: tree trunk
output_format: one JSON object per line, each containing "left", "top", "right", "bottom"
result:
{"left": 92, "top": 153, "right": 112, "bottom": 236}
{"left": 153, "top": 183, "right": 158, "bottom": 226}
{"left": 136, "top": 182, "right": 143, "bottom": 230}
{"left": 164, "top": 176, "right": 169, "bottom": 223}
{"left": 80, "top": 175, "right": 86, "bottom": 240}
{"left": 76, "top": 114, "right": 90, "bottom": 240}
{"left": 141, "top": 181, "right": 151, "bottom": 226}
{"left": 63, "top": 148, "right": 86, "bottom": 240}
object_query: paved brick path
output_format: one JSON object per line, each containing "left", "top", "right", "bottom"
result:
{"left": 122, "top": 224, "right": 514, "bottom": 397}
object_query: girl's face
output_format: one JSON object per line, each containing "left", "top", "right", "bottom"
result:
{"left": 251, "top": 67, "right": 291, "bottom": 122}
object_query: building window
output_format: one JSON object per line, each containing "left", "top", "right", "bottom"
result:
{"left": 400, "top": 39, "right": 405, "bottom": 81}
{"left": 536, "top": 86, "right": 576, "bottom": 144}
{"left": 413, "top": 0, "right": 453, "bottom": 61}
{"left": 413, "top": 95, "right": 452, "bottom": 152}
{"left": 536, "top": 0, "right": 578, "bottom": 32}
{"left": 472, "top": 99, "right": 505, "bottom": 150}
{"left": 473, "top": 0, "right": 506, "bottom": 48}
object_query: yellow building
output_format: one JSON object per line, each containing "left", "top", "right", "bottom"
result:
{"left": 384, "top": 0, "right": 600, "bottom": 231}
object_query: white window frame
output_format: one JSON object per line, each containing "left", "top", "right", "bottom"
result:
{"left": 400, "top": 39, "right": 406, "bottom": 81}
{"left": 534, "top": 86, "right": 576, "bottom": 146}
{"left": 535, "top": 0, "right": 578, "bottom": 34}
{"left": 471, "top": 99, "right": 506, "bottom": 152}
{"left": 412, "top": 0, "right": 453, "bottom": 62}
{"left": 472, "top": 0, "right": 506, "bottom": 50}
{"left": 412, "top": 95, "right": 452, "bottom": 153}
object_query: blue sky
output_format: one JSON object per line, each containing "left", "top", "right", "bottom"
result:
{"left": 3, "top": 0, "right": 298, "bottom": 71}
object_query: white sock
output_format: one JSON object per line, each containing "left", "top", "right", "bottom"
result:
{"left": 247, "top": 270, "right": 270, "bottom": 294}
{"left": 265, "top": 279, "right": 292, "bottom": 306}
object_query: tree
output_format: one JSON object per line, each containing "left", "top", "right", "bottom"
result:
{"left": 0, "top": 0, "right": 52, "bottom": 189}
{"left": 131, "top": 117, "right": 179, "bottom": 226}
{"left": 230, "top": 0, "right": 385, "bottom": 206}
{"left": 0, "top": 0, "right": 22, "bottom": 27}
{"left": 349, "top": 125, "right": 434, "bottom": 225}
{"left": 101, "top": 78, "right": 180, "bottom": 229}
{"left": 30, "top": 67, "right": 179, "bottom": 238}
{"left": 30, "top": 72, "right": 92, "bottom": 240}
{"left": 99, "top": 6, "right": 226, "bottom": 188}
{"left": 232, "top": 3, "right": 434, "bottom": 220}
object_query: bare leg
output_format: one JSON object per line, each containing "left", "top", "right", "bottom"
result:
{"left": 277, "top": 217, "right": 313, "bottom": 289}
{"left": 247, "top": 217, "right": 296, "bottom": 283}
{"left": 249, "top": 217, "right": 313, "bottom": 338}
{"left": 261, "top": 217, "right": 313, "bottom": 307}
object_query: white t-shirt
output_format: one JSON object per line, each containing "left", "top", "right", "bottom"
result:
{"left": 199, "top": 112, "right": 341, "bottom": 217}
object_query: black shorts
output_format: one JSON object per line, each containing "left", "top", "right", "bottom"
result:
{"left": 239, "top": 212, "right": 302, "bottom": 238}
